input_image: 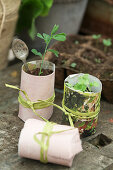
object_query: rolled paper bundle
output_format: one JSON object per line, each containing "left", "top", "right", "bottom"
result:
{"left": 63, "top": 73, "right": 102, "bottom": 137}
{"left": 19, "top": 60, "right": 55, "bottom": 122}
{"left": 18, "top": 119, "right": 82, "bottom": 167}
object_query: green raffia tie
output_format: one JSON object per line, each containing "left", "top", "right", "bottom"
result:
{"left": 5, "top": 84, "right": 99, "bottom": 162}
{"left": 5, "top": 84, "right": 55, "bottom": 122}
{"left": 5, "top": 84, "right": 100, "bottom": 127}
{"left": 5, "top": 84, "right": 74, "bottom": 163}
{"left": 34, "top": 121, "right": 74, "bottom": 163}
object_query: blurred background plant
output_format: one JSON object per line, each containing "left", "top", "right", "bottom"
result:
{"left": 16, "top": 0, "right": 53, "bottom": 39}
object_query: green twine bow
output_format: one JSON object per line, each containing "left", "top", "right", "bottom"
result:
{"left": 5, "top": 84, "right": 55, "bottom": 122}
{"left": 5, "top": 83, "right": 100, "bottom": 163}
{"left": 34, "top": 121, "right": 74, "bottom": 163}
{"left": 5, "top": 84, "right": 74, "bottom": 163}
{"left": 5, "top": 84, "right": 100, "bottom": 127}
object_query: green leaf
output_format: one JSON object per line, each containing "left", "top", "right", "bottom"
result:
{"left": 31, "top": 49, "right": 42, "bottom": 57}
{"left": 53, "top": 33, "right": 66, "bottom": 41}
{"left": 37, "top": 33, "right": 44, "bottom": 39}
{"left": 78, "top": 74, "right": 89, "bottom": 86}
{"left": 51, "top": 24, "right": 59, "bottom": 35}
{"left": 70, "top": 63, "right": 77, "bottom": 68}
{"left": 103, "top": 39, "right": 112, "bottom": 46}
{"left": 95, "top": 58, "right": 101, "bottom": 63}
{"left": 92, "top": 81, "right": 99, "bottom": 87}
{"left": 68, "top": 74, "right": 99, "bottom": 92}
{"left": 75, "top": 40, "right": 79, "bottom": 45}
{"left": 92, "top": 34, "right": 101, "bottom": 39}
{"left": 48, "top": 49, "right": 59, "bottom": 57}
{"left": 17, "top": 0, "right": 43, "bottom": 39}
{"left": 40, "top": 0, "right": 53, "bottom": 16}
{"left": 43, "top": 0, "right": 53, "bottom": 8}
{"left": 28, "top": 19, "right": 37, "bottom": 40}
{"left": 73, "top": 83, "right": 87, "bottom": 92}
{"left": 43, "top": 33, "right": 51, "bottom": 44}
{"left": 65, "top": 83, "right": 73, "bottom": 88}
{"left": 17, "top": 0, "right": 53, "bottom": 39}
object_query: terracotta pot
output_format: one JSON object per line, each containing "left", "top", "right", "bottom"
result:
{"left": 62, "top": 73, "right": 102, "bottom": 137}
{"left": 18, "top": 60, "right": 55, "bottom": 122}
{"left": 18, "top": 119, "right": 82, "bottom": 167}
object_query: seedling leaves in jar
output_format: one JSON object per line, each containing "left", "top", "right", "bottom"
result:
{"left": 66, "top": 74, "right": 99, "bottom": 92}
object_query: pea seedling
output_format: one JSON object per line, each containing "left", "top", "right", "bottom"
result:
{"left": 61, "top": 60, "right": 66, "bottom": 64}
{"left": 102, "top": 39, "right": 112, "bottom": 53}
{"left": 92, "top": 34, "right": 101, "bottom": 46}
{"left": 75, "top": 40, "right": 79, "bottom": 45}
{"left": 31, "top": 24, "right": 66, "bottom": 76}
{"left": 95, "top": 58, "right": 101, "bottom": 64}
{"left": 70, "top": 63, "right": 77, "bottom": 68}
{"left": 66, "top": 74, "right": 99, "bottom": 92}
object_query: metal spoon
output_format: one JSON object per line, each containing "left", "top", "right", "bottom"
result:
{"left": 12, "top": 39, "right": 29, "bottom": 72}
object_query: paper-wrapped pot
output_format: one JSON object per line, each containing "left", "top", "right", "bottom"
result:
{"left": 63, "top": 73, "right": 102, "bottom": 137}
{"left": 18, "top": 60, "right": 55, "bottom": 122}
{"left": 18, "top": 119, "right": 82, "bottom": 167}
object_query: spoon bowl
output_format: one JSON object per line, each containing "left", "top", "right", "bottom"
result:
{"left": 12, "top": 39, "right": 29, "bottom": 72}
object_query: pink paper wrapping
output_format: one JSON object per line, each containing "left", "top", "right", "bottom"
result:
{"left": 18, "top": 60, "right": 55, "bottom": 122}
{"left": 18, "top": 119, "right": 83, "bottom": 167}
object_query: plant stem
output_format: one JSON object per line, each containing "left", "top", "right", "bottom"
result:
{"left": 38, "top": 37, "right": 52, "bottom": 76}
{"left": 104, "top": 46, "right": 107, "bottom": 53}
{"left": 96, "top": 39, "right": 98, "bottom": 47}
{"left": 38, "top": 44, "right": 48, "bottom": 76}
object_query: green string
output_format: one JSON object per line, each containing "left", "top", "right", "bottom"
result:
{"left": 5, "top": 83, "right": 100, "bottom": 163}
{"left": 5, "top": 84, "right": 55, "bottom": 122}
{"left": 34, "top": 122, "right": 74, "bottom": 163}
{"left": 5, "top": 83, "right": 100, "bottom": 127}
{"left": 5, "top": 84, "right": 74, "bottom": 163}
{"left": 34, "top": 122, "right": 55, "bottom": 163}
{"left": 62, "top": 99, "right": 100, "bottom": 119}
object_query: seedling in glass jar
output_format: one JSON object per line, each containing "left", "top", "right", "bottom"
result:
{"left": 31, "top": 24, "right": 66, "bottom": 76}
{"left": 103, "top": 38, "right": 112, "bottom": 53}
{"left": 92, "top": 34, "right": 101, "bottom": 46}
{"left": 66, "top": 74, "right": 99, "bottom": 92}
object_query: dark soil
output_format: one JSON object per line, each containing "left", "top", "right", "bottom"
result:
{"left": 81, "top": 49, "right": 106, "bottom": 65}
{"left": 45, "top": 35, "right": 113, "bottom": 79}
{"left": 26, "top": 68, "right": 53, "bottom": 76}
{"left": 100, "top": 68, "right": 113, "bottom": 79}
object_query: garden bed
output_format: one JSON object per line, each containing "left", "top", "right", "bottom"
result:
{"left": 45, "top": 35, "right": 113, "bottom": 103}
